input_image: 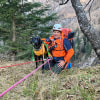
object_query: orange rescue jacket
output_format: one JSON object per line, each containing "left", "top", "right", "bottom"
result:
{"left": 42, "top": 33, "right": 74, "bottom": 63}
{"left": 49, "top": 36, "right": 66, "bottom": 57}
{"left": 49, "top": 35, "right": 74, "bottom": 63}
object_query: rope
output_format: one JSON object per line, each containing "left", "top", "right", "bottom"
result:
{"left": 47, "top": 59, "right": 55, "bottom": 75}
{"left": 0, "top": 60, "right": 43, "bottom": 69}
{"left": 0, "top": 59, "right": 51, "bottom": 97}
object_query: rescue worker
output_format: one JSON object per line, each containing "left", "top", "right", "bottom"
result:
{"left": 44, "top": 24, "right": 74, "bottom": 74}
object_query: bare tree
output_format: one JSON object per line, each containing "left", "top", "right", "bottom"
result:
{"left": 53, "top": 0, "right": 100, "bottom": 59}
{"left": 70, "top": 0, "right": 100, "bottom": 59}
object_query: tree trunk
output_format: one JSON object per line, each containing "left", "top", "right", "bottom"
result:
{"left": 11, "top": 16, "right": 16, "bottom": 61}
{"left": 12, "top": 16, "right": 16, "bottom": 42}
{"left": 71, "top": 0, "right": 100, "bottom": 59}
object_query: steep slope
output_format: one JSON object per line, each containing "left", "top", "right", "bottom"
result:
{"left": 0, "top": 60, "right": 100, "bottom": 100}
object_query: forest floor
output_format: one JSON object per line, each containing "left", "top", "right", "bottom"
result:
{"left": 0, "top": 60, "right": 100, "bottom": 100}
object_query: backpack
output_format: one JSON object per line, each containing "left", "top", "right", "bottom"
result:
{"left": 62, "top": 28, "right": 75, "bottom": 48}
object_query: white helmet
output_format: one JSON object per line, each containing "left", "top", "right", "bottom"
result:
{"left": 53, "top": 24, "right": 62, "bottom": 31}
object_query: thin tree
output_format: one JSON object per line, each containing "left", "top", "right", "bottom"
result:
{"left": 71, "top": 0, "right": 100, "bottom": 59}
{"left": 0, "top": 0, "right": 57, "bottom": 60}
{"left": 53, "top": 0, "right": 100, "bottom": 59}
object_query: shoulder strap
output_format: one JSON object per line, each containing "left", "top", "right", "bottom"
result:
{"left": 32, "top": 49, "right": 35, "bottom": 61}
{"left": 43, "top": 42, "right": 51, "bottom": 57}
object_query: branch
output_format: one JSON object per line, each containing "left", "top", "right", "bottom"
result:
{"left": 88, "top": 0, "right": 95, "bottom": 22}
{"left": 83, "top": 0, "right": 95, "bottom": 22}
{"left": 84, "top": 0, "right": 92, "bottom": 9}
{"left": 59, "top": 0, "right": 69, "bottom": 5}
{"left": 0, "top": 28, "right": 10, "bottom": 33}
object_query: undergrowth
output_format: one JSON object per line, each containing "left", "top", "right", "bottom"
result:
{"left": 0, "top": 61, "right": 100, "bottom": 100}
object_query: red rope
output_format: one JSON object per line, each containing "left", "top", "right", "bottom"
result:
{"left": 0, "top": 60, "right": 43, "bottom": 69}
{"left": 0, "top": 59, "right": 50, "bottom": 97}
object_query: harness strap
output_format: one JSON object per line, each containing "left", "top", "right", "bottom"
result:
{"left": 32, "top": 49, "right": 35, "bottom": 61}
{"left": 43, "top": 42, "right": 51, "bottom": 57}
{"left": 32, "top": 42, "right": 51, "bottom": 61}
{"left": 54, "top": 49, "right": 65, "bottom": 51}
{"left": 42, "top": 44, "right": 44, "bottom": 60}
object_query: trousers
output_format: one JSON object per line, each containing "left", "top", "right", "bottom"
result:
{"left": 44, "top": 60, "right": 65, "bottom": 74}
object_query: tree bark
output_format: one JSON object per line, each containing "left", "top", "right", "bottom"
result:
{"left": 12, "top": 16, "right": 16, "bottom": 42}
{"left": 11, "top": 16, "right": 16, "bottom": 61}
{"left": 71, "top": 0, "right": 100, "bottom": 59}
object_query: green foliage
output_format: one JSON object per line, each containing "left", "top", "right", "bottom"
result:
{"left": 78, "top": 87, "right": 95, "bottom": 100}
{"left": 0, "top": 0, "right": 57, "bottom": 59}
{"left": 1, "top": 93, "right": 11, "bottom": 100}
{"left": 72, "top": 29, "right": 81, "bottom": 60}
{"left": 72, "top": 29, "right": 92, "bottom": 61}
{"left": 76, "top": 32, "right": 81, "bottom": 50}
{"left": 1, "top": 61, "right": 100, "bottom": 99}
{"left": 85, "top": 42, "right": 92, "bottom": 59}
{"left": 23, "top": 77, "right": 38, "bottom": 99}
{"left": 50, "top": 84, "right": 59, "bottom": 97}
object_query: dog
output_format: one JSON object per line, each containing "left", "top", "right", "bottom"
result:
{"left": 30, "top": 36, "right": 49, "bottom": 73}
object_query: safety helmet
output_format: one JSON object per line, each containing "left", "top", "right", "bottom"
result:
{"left": 53, "top": 24, "right": 62, "bottom": 31}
